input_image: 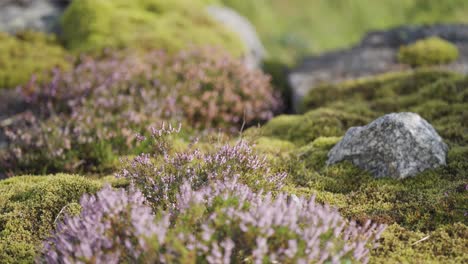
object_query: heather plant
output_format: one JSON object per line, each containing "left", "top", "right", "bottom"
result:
{"left": 1, "top": 48, "right": 280, "bottom": 175}
{"left": 1, "top": 112, "right": 117, "bottom": 175}
{"left": 42, "top": 179, "right": 385, "bottom": 263}
{"left": 42, "top": 185, "right": 167, "bottom": 263}
{"left": 176, "top": 179, "right": 385, "bottom": 263}
{"left": 118, "top": 124, "right": 287, "bottom": 210}
{"left": 154, "top": 48, "right": 282, "bottom": 129}
{"left": 25, "top": 48, "right": 280, "bottom": 130}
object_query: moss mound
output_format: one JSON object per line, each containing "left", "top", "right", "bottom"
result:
{"left": 259, "top": 107, "right": 372, "bottom": 145}
{"left": 256, "top": 70, "right": 468, "bottom": 262}
{"left": 372, "top": 223, "right": 468, "bottom": 263}
{"left": 0, "top": 31, "right": 70, "bottom": 89}
{"left": 398, "top": 37, "right": 459, "bottom": 67}
{"left": 0, "top": 174, "right": 102, "bottom": 263}
{"left": 61, "top": 0, "right": 244, "bottom": 55}
{"left": 299, "top": 70, "right": 468, "bottom": 145}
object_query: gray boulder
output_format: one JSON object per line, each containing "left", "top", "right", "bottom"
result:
{"left": 207, "top": 5, "right": 266, "bottom": 69}
{"left": 0, "top": 0, "right": 69, "bottom": 33}
{"left": 327, "top": 112, "right": 448, "bottom": 179}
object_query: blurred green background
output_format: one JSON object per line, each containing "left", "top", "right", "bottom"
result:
{"left": 218, "top": 0, "right": 468, "bottom": 64}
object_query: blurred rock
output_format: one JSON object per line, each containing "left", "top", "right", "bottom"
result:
{"left": 290, "top": 24, "right": 468, "bottom": 112}
{"left": 327, "top": 112, "right": 448, "bottom": 179}
{"left": 0, "top": 89, "right": 26, "bottom": 150}
{"left": 361, "top": 24, "right": 468, "bottom": 48}
{"left": 207, "top": 5, "right": 266, "bottom": 69}
{"left": 0, "top": 0, "right": 69, "bottom": 33}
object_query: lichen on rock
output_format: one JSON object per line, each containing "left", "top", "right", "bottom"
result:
{"left": 327, "top": 112, "right": 449, "bottom": 179}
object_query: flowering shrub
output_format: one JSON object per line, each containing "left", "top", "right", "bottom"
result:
{"left": 1, "top": 48, "right": 280, "bottom": 174}
{"left": 156, "top": 48, "right": 282, "bottom": 129}
{"left": 1, "top": 113, "right": 116, "bottom": 175}
{"left": 119, "top": 124, "right": 287, "bottom": 209}
{"left": 24, "top": 48, "right": 280, "bottom": 129}
{"left": 42, "top": 179, "right": 385, "bottom": 263}
{"left": 171, "top": 178, "right": 386, "bottom": 263}
{"left": 42, "top": 185, "right": 168, "bottom": 263}
{"left": 39, "top": 126, "right": 385, "bottom": 263}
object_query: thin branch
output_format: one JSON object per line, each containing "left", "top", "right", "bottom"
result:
{"left": 411, "top": 235, "right": 430, "bottom": 246}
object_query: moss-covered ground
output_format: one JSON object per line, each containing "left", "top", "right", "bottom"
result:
{"left": 246, "top": 69, "right": 468, "bottom": 263}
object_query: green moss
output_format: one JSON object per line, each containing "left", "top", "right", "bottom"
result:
{"left": 260, "top": 114, "right": 302, "bottom": 140}
{"left": 0, "top": 174, "right": 102, "bottom": 263}
{"left": 398, "top": 37, "right": 459, "bottom": 67}
{"left": 280, "top": 163, "right": 466, "bottom": 260}
{"left": 61, "top": 0, "right": 245, "bottom": 55}
{"left": 299, "top": 70, "right": 468, "bottom": 146}
{"left": 283, "top": 136, "right": 467, "bottom": 232}
{"left": 372, "top": 223, "right": 468, "bottom": 263}
{"left": 0, "top": 31, "right": 70, "bottom": 89}
{"left": 253, "top": 137, "right": 295, "bottom": 156}
{"left": 292, "top": 137, "right": 340, "bottom": 172}
{"left": 300, "top": 70, "right": 458, "bottom": 111}
{"left": 261, "top": 108, "right": 370, "bottom": 145}
{"left": 310, "top": 136, "right": 342, "bottom": 149}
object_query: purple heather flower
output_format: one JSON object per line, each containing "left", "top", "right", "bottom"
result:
{"left": 41, "top": 185, "right": 168, "bottom": 263}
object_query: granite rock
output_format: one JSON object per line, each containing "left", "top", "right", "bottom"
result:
{"left": 0, "top": 0, "right": 69, "bottom": 33}
{"left": 327, "top": 112, "right": 448, "bottom": 179}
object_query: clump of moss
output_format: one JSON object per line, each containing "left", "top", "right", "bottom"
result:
{"left": 61, "top": 0, "right": 245, "bottom": 55}
{"left": 0, "top": 174, "right": 102, "bottom": 263}
{"left": 0, "top": 31, "right": 70, "bottom": 89}
{"left": 398, "top": 37, "right": 459, "bottom": 67}
{"left": 252, "top": 136, "right": 295, "bottom": 159}
{"left": 260, "top": 108, "right": 370, "bottom": 145}
{"left": 372, "top": 223, "right": 468, "bottom": 263}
